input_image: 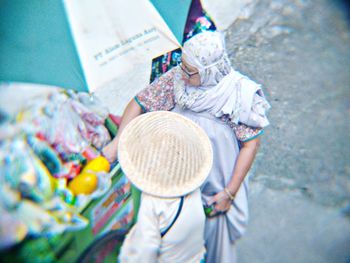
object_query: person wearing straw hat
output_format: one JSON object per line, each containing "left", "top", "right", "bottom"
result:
{"left": 104, "top": 30, "right": 270, "bottom": 262}
{"left": 117, "top": 111, "right": 213, "bottom": 263}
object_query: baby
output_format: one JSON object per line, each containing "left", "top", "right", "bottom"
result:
{"left": 118, "top": 111, "right": 213, "bottom": 263}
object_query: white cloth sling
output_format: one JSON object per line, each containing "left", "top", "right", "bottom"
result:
{"left": 118, "top": 189, "right": 206, "bottom": 263}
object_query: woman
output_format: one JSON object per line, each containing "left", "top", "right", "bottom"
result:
{"left": 103, "top": 31, "right": 270, "bottom": 262}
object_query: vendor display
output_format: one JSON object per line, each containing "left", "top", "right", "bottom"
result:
{"left": 0, "top": 88, "right": 127, "bottom": 251}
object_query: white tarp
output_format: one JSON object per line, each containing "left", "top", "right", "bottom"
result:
{"left": 64, "top": 0, "right": 180, "bottom": 114}
{"left": 202, "top": 0, "right": 256, "bottom": 30}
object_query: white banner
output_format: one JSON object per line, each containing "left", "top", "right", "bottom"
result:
{"left": 64, "top": 0, "right": 180, "bottom": 113}
{"left": 202, "top": 0, "right": 256, "bottom": 30}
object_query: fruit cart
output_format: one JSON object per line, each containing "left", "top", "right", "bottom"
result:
{"left": 1, "top": 163, "right": 140, "bottom": 263}
{"left": 0, "top": 89, "right": 140, "bottom": 262}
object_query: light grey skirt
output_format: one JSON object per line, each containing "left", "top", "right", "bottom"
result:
{"left": 172, "top": 105, "right": 249, "bottom": 263}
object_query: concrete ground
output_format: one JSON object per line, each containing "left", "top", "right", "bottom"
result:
{"left": 223, "top": 0, "right": 350, "bottom": 262}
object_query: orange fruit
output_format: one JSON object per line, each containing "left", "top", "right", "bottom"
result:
{"left": 68, "top": 172, "right": 98, "bottom": 195}
{"left": 82, "top": 156, "right": 110, "bottom": 173}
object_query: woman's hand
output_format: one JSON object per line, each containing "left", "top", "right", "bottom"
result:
{"left": 101, "top": 139, "right": 118, "bottom": 163}
{"left": 102, "top": 98, "right": 143, "bottom": 163}
{"left": 207, "top": 191, "right": 232, "bottom": 217}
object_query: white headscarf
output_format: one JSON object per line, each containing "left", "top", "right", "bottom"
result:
{"left": 174, "top": 31, "right": 270, "bottom": 127}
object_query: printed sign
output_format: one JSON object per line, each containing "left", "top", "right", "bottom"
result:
{"left": 64, "top": 0, "right": 180, "bottom": 113}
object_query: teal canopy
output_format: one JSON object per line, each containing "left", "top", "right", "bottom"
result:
{"left": 150, "top": 0, "right": 191, "bottom": 43}
{"left": 0, "top": 0, "right": 191, "bottom": 92}
{"left": 0, "top": 0, "right": 88, "bottom": 91}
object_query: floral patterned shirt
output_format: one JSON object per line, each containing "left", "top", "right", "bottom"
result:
{"left": 135, "top": 69, "right": 264, "bottom": 142}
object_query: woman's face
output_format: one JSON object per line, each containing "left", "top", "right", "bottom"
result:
{"left": 180, "top": 58, "right": 201, "bottom": 87}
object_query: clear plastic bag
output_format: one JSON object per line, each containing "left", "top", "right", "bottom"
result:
{"left": 70, "top": 99, "right": 111, "bottom": 149}
{"left": 77, "top": 92, "right": 109, "bottom": 119}
{"left": 44, "top": 101, "right": 88, "bottom": 154}
{"left": 2, "top": 139, "right": 55, "bottom": 203}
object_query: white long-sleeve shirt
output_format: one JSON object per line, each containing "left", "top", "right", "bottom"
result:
{"left": 119, "top": 189, "right": 206, "bottom": 263}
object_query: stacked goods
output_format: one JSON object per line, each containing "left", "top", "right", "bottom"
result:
{"left": 0, "top": 89, "right": 123, "bottom": 250}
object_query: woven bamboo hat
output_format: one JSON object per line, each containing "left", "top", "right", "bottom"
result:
{"left": 118, "top": 111, "right": 213, "bottom": 197}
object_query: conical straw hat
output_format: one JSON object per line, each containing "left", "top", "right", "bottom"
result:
{"left": 118, "top": 111, "right": 213, "bottom": 197}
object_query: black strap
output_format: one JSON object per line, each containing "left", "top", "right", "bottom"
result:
{"left": 160, "top": 196, "right": 184, "bottom": 238}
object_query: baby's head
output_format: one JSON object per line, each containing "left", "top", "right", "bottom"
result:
{"left": 181, "top": 31, "right": 231, "bottom": 87}
{"left": 118, "top": 111, "right": 213, "bottom": 198}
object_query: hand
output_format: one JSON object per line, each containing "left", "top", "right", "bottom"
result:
{"left": 101, "top": 141, "right": 118, "bottom": 163}
{"left": 207, "top": 191, "right": 232, "bottom": 217}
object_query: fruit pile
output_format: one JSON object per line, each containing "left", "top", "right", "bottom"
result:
{"left": 0, "top": 89, "right": 122, "bottom": 249}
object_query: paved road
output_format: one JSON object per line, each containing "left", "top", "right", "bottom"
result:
{"left": 224, "top": 0, "right": 350, "bottom": 262}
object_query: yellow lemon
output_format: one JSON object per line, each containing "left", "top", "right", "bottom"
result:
{"left": 68, "top": 172, "right": 98, "bottom": 195}
{"left": 83, "top": 156, "right": 110, "bottom": 173}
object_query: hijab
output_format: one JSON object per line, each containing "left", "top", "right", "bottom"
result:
{"left": 174, "top": 31, "right": 270, "bottom": 127}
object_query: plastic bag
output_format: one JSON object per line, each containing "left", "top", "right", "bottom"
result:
{"left": 2, "top": 139, "right": 55, "bottom": 203}
{"left": 69, "top": 99, "right": 111, "bottom": 149}
{"left": 44, "top": 101, "right": 88, "bottom": 154}
{"left": 77, "top": 92, "right": 109, "bottom": 119}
